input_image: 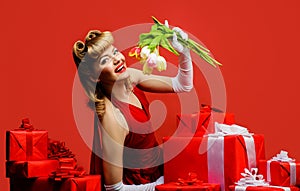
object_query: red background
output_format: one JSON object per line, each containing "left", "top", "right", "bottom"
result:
{"left": 1, "top": 0, "right": 300, "bottom": 190}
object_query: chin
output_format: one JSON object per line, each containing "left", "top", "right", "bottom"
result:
{"left": 115, "top": 70, "right": 130, "bottom": 81}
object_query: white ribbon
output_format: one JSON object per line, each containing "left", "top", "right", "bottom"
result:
{"left": 236, "top": 168, "right": 269, "bottom": 187}
{"left": 267, "top": 150, "right": 296, "bottom": 185}
{"left": 207, "top": 136, "right": 225, "bottom": 191}
{"left": 235, "top": 185, "right": 291, "bottom": 191}
{"left": 206, "top": 123, "right": 257, "bottom": 191}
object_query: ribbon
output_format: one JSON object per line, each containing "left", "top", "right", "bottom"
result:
{"left": 48, "top": 139, "right": 75, "bottom": 159}
{"left": 235, "top": 185, "right": 291, "bottom": 191}
{"left": 176, "top": 172, "right": 203, "bottom": 186}
{"left": 207, "top": 136, "right": 225, "bottom": 190}
{"left": 267, "top": 150, "right": 296, "bottom": 185}
{"left": 49, "top": 167, "right": 86, "bottom": 181}
{"left": 17, "top": 118, "right": 34, "bottom": 131}
{"left": 236, "top": 168, "right": 269, "bottom": 186}
{"left": 205, "top": 123, "right": 257, "bottom": 190}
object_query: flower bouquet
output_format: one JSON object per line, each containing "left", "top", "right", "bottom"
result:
{"left": 129, "top": 16, "right": 222, "bottom": 74}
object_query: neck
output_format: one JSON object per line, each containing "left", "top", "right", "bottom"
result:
{"left": 100, "top": 78, "right": 132, "bottom": 100}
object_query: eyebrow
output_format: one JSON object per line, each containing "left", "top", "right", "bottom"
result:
{"left": 99, "top": 47, "right": 116, "bottom": 60}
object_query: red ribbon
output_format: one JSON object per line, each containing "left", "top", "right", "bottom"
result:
{"left": 176, "top": 172, "right": 203, "bottom": 186}
{"left": 16, "top": 118, "right": 34, "bottom": 131}
{"left": 49, "top": 167, "right": 86, "bottom": 181}
{"left": 48, "top": 139, "right": 75, "bottom": 159}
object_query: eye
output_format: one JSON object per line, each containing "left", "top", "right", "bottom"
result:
{"left": 113, "top": 48, "right": 119, "bottom": 55}
{"left": 100, "top": 57, "right": 109, "bottom": 65}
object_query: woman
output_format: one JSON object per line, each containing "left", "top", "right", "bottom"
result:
{"left": 72, "top": 23, "right": 193, "bottom": 191}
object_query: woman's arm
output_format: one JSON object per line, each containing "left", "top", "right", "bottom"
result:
{"left": 128, "top": 48, "right": 193, "bottom": 94}
{"left": 100, "top": 97, "right": 129, "bottom": 185}
{"left": 100, "top": 98, "right": 164, "bottom": 191}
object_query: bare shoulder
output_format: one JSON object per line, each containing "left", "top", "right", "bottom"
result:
{"left": 127, "top": 67, "right": 141, "bottom": 83}
{"left": 101, "top": 97, "right": 129, "bottom": 134}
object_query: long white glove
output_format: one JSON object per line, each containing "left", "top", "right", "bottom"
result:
{"left": 104, "top": 176, "right": 164, "bottom": 191}
{"left": 165, "top": 20, "right": 193, "bottom": 93}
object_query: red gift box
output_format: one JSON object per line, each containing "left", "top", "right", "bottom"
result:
{"left": 58, "top": 158, "right": 77, "bottom": 170}
{"left": 229, "top": 185, "right": 300, "bottom": 191}
{"left": 6, "top": 130, "right": 48, "bottom": 161}
{"left": 9, "top": 175, "right": 101, "bottom": 191}
{"left": 163, "top": 135, "right": 265, "bottom": 191}
{"left": 155, "top": 182, "right": 221, "bottom": 191}
{"left": 6, "top": 160, "right": 59, "bottom": 178}
{"left": 258, "top": 160, "right": 300, "bottom": 186}
{"left": 176, "top": 111, "right": 235, "bottom": 137}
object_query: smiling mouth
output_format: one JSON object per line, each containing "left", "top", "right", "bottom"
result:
{"left": 115, "top": 63, "right": 126, "bottom": 73}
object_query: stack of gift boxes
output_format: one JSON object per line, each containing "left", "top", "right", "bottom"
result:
{"left": 156, "top": 105, "right": 300, "bottom": 191}
{"left": 5, "top": 118, "right": 101, "bottom": 191}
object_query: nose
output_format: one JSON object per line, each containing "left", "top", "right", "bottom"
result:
{"left": 112, "top": 54, "right": 121, "bottom": 65}
{"left": 113, "top": 57, "right": 121, "bottom": 65}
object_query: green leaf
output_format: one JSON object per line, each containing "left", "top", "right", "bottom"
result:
{"left": 139, "top": 38, "right": 154, "bottom": 47}
{"left": 139, "top": 33, "right": 153, "bottom": 41}
{"left": 148, "top": 35, "right": 162, "bottom": 51}
{"left": 160, "top": 36, "right": 179, "bottom": 55}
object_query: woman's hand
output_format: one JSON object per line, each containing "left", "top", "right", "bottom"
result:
{"left": 164, "top": 20, "right": 193, "bottom": 93}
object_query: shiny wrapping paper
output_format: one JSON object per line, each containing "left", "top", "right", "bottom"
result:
{"left": 6, "top": 130, "right": 48, "bottom": 161}
{"left": 6, "top": 160, "right": 59, "bottom": 178}
{"left": 259, "top": 160, "right": 300, "bottom": 186}
{"left": 9, "top": 175, "right": 101, "bottom": 191}
{"left": 163, "top": 135, "right": 265, "bottom": 191}
{"left": 176, "top": 111, "right": 235, "bottom": 137}
{"left": 229, "top": 185, "right": 299, "bottom": 191}
{"left": 155, "top": 182, "right": 221, "bottom": 191}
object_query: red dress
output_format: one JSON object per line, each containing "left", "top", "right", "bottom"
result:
{"left": 90, "top": 87, "right": 163, "bottom": 186}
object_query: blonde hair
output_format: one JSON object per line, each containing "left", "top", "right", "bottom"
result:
{"left": 72, "top": 30, "right": 114, "bottom": 119}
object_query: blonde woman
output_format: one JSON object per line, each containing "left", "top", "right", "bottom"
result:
{"left": 72, "top": 24, "right": 193, "bottom": 191}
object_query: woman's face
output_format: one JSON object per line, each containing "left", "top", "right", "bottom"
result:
{"left": 93, "top": 45, "right": 129, "bottom": 85}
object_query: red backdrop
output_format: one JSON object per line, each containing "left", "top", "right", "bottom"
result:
{"left": 1, "top": 0, "right": 300, "bottom": 190}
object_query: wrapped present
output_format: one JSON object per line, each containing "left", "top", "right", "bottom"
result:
{"left": 163, "top": 123, "right": 265, "bottom": 191}
{"left": 229, "top": 168, "right": 299, "bottom": 191}
{"left": 258, "top": 151, "right": 300, "bottom": 186}
{"left": 6, "top": 118, "right": 48, "bottom": 161}
{"left": 156, "top": 172, "right": 221, "bottom": 191}
{"left": 176, "top": 106, "right": 235, "bottom": 137}
{"left": 58, "top": 158, "right": 77, "bottom": 170}
{"left": 156, "top": 182, "right": 221, "bottom": 191}
{"left": 9, "top": 175, "right": 101, "bottom": 191}
{"left": 229, "top": 185, "right": 299, "bottom": 191}
{"left": 6, "top": 160, "right": 59, "bottom": 178}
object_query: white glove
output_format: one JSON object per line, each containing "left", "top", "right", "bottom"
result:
{"left": 165, "top": 20, "right": 193, "bottom": 93}
{"left": 104, "top": 176, "right": 164, "bottom": 191}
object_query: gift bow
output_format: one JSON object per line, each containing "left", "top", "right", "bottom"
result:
{"left": 176, "top": 172, "right": 202, "bottom": 186}
{"left": 270, "top": 150, "right": 295, "bottom": 162}
{"left": 208, "top": 122, "right": 253, "bottom": 137}
{"left": 16, "top": 118, "right": 34, "bottom": 131}
{"left": 236, "top": 168, "right": 269, "bottom": 186}
{"left": 48, "top": 139, "right": 75, "bottom": 159}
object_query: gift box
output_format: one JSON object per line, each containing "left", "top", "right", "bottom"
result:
{"left": 258, "top": 151, "right": 300, "bottom": 187}
{"left": 176, "top": 109, "right": 235, "bottom": 137}
{"left": 155, "top": 182, "right": 221, "bottom": 191}
{"left": 229, "top": 185, "right": 300, "bottom": 191}
{"left": 163, "top": 134, "right": 265, "bottom": 191}
{"left": 58, "top": 158, "right": 77, "bottom": 170}
{"left": 229, "top": 168, "right": 300, "bottom": 191}
{"left": 6, "top": 129, "right": 48, "bottom": 161}
{"left": 6, "top": 160, "right": 59, "bottom": 178}
{"left": 9, "top": 175, "right": 101, "bottom": 191}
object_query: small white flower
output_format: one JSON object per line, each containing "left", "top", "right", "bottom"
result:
{"left": 140, "top": 46, "right": 151, "bottom": 59}
{"left": 156, "top": 56, "right": 167, "bottom": 71}
{"left": 146, "top": 53, "right": 158, "bottom": 68}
